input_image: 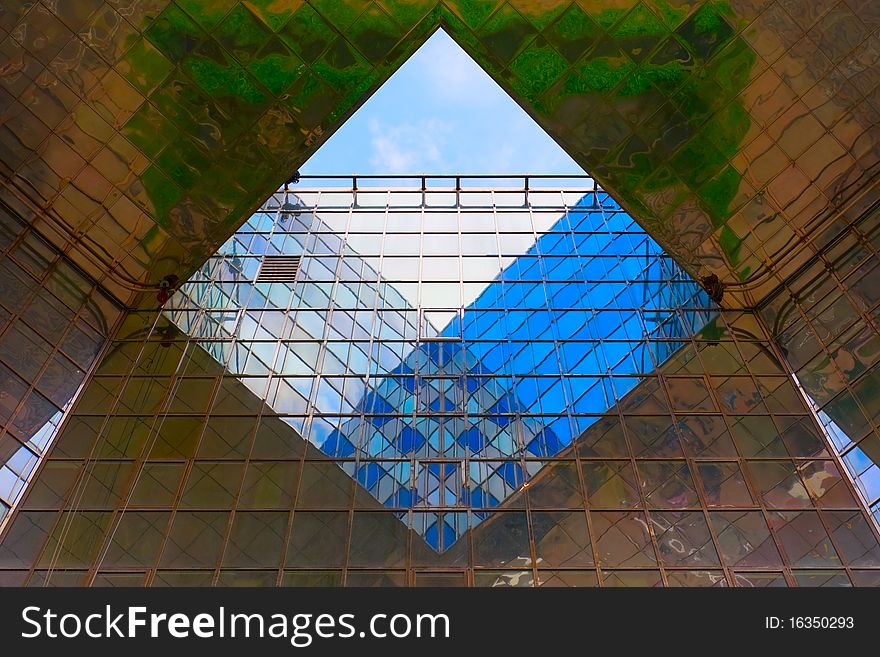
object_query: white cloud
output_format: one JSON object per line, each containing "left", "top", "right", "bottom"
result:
{"left": 367, "top": 118, "right": 451, "bottom": 173}
{"left": 303, "top": 30, "right": 585, "bottom": 177}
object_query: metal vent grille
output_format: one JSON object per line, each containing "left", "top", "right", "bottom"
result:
{"left": 257, "top": 255, "right": 301, "bottom": 283}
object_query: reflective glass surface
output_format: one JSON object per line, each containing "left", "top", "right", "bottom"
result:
{"left": 1, "top": 185, "right": 877, "bottom": 587}
{"left": 764, "top": 206, "right": 880, "bottom": 526}
{"left": 165, "top": 186, "right": 711, "bottom": 550}
{"left": 0, "top": 205, "right": 121, "bottom": 530}
{"left": 2, "top": 1, "right": 877, "bottom": 309}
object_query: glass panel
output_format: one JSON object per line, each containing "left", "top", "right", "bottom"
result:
{"left": 637, "top": 461, "right": 699, "bottom": 508}
{"left": 665, "top": 571, "right": 727, "bottom": 587}
{"left": 602, "top": 570, "right": 662, "bottom": 587}
{"left": 769, "top": 511, "right": 841, "bottom": 568}
{"left": 710, "top": 511, "right": 784, "bottom": 568}
{"left": 821, "top": 510, "right": 880, "bottom": 567}
{"left": 222, "top": 511, "right": 288, "bottom": 568}
{"left": 286, "top": 511, "right": 348, "bottom": 568}
{"left": 159, "top": 512, "right": 229, "bottom": 569}
{"left": 696, "top": 462, "right": 754, "bottom": 507}
{"left": 472, "top": 512, "right": 531, "bottom": 569}
{"left": 532, "top": 511, "right": 593, "bottom": 568}
{"left": 5, "top": 183, "right": 880, "bottom": 587}
{"left": 536, "top": 570, "right": 600, "bottom": 587}
{"left": 651, "top": 511, "right": 720, "bottom": 568}
{"left": 746, "top": 461, "right": 812, "bottom": 508}
{"left": 102, "top": 511, "right": 170, "bottom": 568}
{"left": 582, "top": 461, "right": 640, "bottom": 509}
{"left": 591, "top": 511, "right": 655, "bottom": 568}
{"left": 793, "top": 571, "right": 852, "bottom": 587}
{"left": 733, "top": 572, "right": 788, "bottom": 587}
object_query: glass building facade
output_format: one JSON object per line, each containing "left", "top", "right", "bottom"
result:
{"left": 1, "top": 183, "right": 878, "bottom": 587}
{"left": 0, "top": 204, "right": 122, "bottom": 529}
{"left": 166, "top": 187, "right": 712, "bottom": 550}
{"left": 1, "top": 0, "right": 880, "bottom": 590}
{"left": 762, "top": 209, "right": 880, "bottom": 526}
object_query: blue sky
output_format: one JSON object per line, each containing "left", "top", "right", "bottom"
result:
{"left": 300, "top": 30, "right": 585, "bottom": 177}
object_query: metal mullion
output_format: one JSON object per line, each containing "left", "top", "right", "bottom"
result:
{"left": 451, "top": 201, "right": 471, "bottom": 580}
{"left": 87, "top": 337, "right": 210, "bottom": 585}
{"left": 513, "top": 179, "right": 538, "bottom": 587}
{"left": 215, "top": 196, "right": 304, "bottom": 587}
{"left": 147, "top": 329, "right": 263, "bottom": 586}
{"left": 31, "top": 307, "right": 168, "bottom": 584}
{"left": 0, "top": 250, "right": 98, "bottom": 446}
{"left": 698, "top": 322, "right": 799, "bottom": 586}
{"left": 632, "top": 372, "right": 679, "bottom": 588}
{"left": 535, "top": 200, "right": 600, "bottom": 583}
{"left": 327, "top": 198, "right": 359, "bottom": 588}
{"left": 752, "top": 302, "right": 880, "bottom": 581}
{"left": 145, "top": 280, "right": 275, "bottom": 583}
{"left": 0, "top": 304, "right": 125, "bottom": 548}
{"left": 574, "top": 410, "right": 613, "bottom": 587}
{"left": 764, "top": 272, "right": 880, "bottom": 535}
{"left": 680, "top": 420, "right": 735, "bottom": 587}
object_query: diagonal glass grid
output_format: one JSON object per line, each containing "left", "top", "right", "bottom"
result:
{"left": 166, "top": 180, "right": 714, "bottom": 552}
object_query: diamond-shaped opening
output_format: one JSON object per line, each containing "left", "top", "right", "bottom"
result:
{"left": 159, "top": 29, "right": 718, "bottom": 555}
